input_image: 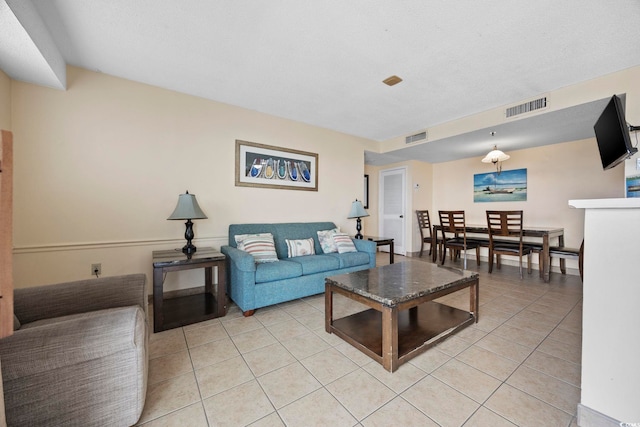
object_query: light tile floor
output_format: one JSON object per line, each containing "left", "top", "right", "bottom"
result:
{"left": 138, "top": 253, "right": 582, "bottom": 427}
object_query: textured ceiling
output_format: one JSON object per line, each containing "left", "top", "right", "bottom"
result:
{"left": 2, "top": 0, "right": 640, "bottom": 163}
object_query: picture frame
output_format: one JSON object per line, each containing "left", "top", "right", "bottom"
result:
{"left": 473, "top": 168, "right": 527, "bottom": 202}
{"left": 363, "top": 174, "right": 369, "bottom": 209}
{"left": 235, "top": 140, "right": 318, "bottom": 191}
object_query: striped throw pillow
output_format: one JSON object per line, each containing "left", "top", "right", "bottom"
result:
{"left": 236, "top": 233, "right": 279, "bottom": 263}
{"left": 332, "top": 233, "right": 357, "bottom": 253}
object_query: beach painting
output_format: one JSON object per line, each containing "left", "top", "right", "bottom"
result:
{"left": 626, "top": 175, "right": 640, "bottom": 198}
{"left": 474, "top": 168, "right": 527, "bottom": 203}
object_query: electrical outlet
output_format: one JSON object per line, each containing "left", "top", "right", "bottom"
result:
{"left": 91, "top": 263, "right": 102, "bottom": 276}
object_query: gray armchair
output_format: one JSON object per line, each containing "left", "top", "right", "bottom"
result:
{"left": 0, "top": 274, "right": 148, "bottom": 426}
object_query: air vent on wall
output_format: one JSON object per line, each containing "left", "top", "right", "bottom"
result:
{"left": 405, "top": 131, "right": 427, "bottom": 144}
{"left": 505, "top": 97, "right": 547, "bottom": 118}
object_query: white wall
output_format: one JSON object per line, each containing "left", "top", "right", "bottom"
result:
{"left": 10, "top": 66, "right": 377, "bottom": 289}
{"left": 571, "top": 199, "right": 640, "bottom": 424}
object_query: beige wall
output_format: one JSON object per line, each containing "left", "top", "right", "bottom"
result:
{"left": 432, "top": 138, "right": 622, "bottom": 252}
{"left": 9, "top": 65, "right": 639, "bottom": 286}
{"left": 366, "top": 138, "right": 621, "bottom": 270}
{"left": 11, "top": 67, "right": 376, "bottom": 289}
{"left": 364, "top": 160, "right": 433, "bottom": 253}
{"left": 0, "top": 70, "right": 10, "bottom": 131}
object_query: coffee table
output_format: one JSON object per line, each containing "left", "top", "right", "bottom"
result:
{"left": 325, "top": 260, "right": 479, "bottom": 372}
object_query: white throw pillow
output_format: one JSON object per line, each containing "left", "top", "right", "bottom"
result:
{"left": 285, "top": 238, "right": 316, "bottom": 258}
{"left": 317, "top": 227, "right": 340, "bottom": 253}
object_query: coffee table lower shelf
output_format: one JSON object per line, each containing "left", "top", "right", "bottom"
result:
{"left": 329, "top": 301, "right": 475, "bottom": 370}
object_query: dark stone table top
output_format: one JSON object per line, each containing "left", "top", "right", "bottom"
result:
{"left": 326, "top": 260, "right": 478, "bottom": 307}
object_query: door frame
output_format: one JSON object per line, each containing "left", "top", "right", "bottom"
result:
{"left": 378, "top": 166, "right": 408, "bottom": 255}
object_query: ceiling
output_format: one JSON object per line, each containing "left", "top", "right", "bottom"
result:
{"left": 2, "top": 0, "right": 640, "bottom": 164}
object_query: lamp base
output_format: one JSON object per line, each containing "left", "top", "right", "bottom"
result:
{"left": 182, "top": 244, "right": 197, "bottom": 254}
{"left": 355, "top": 218, "right": 364, "bottom": 239}
{"left": 182, "top": 219, "right": 197, "bottom": 254}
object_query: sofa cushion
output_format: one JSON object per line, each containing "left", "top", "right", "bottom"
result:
{"left": 236, "top": 233, "right": 279, "bottom": 263}
{"left": 13, "top": 314, "right": 20, "bottom": 331}
{"left": 255, "top": 260, "right": 303, "bottom": 283}
{"left": 317, "top": 227, "right": 340, "bottom": 253}
{"left": 285, "top": 238, "right": 315, "bottom": 257}
{"left": 287, "top": 254, "right": 340, "bottom": 275}
{"left": 333, "top": 233, "right": 358, "bottom": 253}
{"left": 326, "top": 251, "right": 371, "bottom": 269}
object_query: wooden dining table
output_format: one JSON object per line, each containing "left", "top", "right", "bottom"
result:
{"left": 431, "top": 224, "right": 564, "bottom": 283}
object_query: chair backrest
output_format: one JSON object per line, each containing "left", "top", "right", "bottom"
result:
{"left": 416, "top": 210, "right": 431, "bottom": 240}
{"left": 486, "top": 210, "right": 524, "bottom": 243}
{"left": 439, "top": 210, "right": 467, "bottom": 240}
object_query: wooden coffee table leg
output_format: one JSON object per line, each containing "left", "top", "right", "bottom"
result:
{"left": 470, "top": 278, "right": 479, "bottom": 323}
{"left": 325, "top": 283, "right": 333, "bottom": 333}
{"left": 381, "top": 305, "right": 399, "bottom": 372}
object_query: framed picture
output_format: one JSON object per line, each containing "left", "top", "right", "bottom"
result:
{"left": 473, "top": 168, "right": 527, "bottom": 202}
{"left": 235, "top": 140, "right": 318, "bottom": 191}
{"left": 363, "top": 174, "right": 369, "bottom": 209}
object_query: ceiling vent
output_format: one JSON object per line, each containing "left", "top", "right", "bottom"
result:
{"left": 505, "top": 97, "right": 547, "bottom": 118}
{"left": 405, "top": 131, "right": 427, "bottom": 144}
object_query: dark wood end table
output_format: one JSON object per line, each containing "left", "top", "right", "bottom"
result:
{"left": 363, "top": 236, "right": 394, "bottom": 264}
{"left": 152, "top": 247, "right": 227, "bottom": 333}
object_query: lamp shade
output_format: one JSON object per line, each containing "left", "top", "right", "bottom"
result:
{"left": 167, "top": 191, "right": 208, "bottom": 220}
{"left": 481, "top": 145, "right": 510, "bottom": 164}
{"left": 347, "top": 199, "right": 369, "bottom": 219}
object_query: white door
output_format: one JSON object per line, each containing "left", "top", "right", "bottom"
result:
{"left": 379, "top": 167, "right": 406, "bottom": 255}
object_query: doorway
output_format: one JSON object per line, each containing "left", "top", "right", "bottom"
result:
{"left": 378, "top": 167, "right": 407, "bottom": 255}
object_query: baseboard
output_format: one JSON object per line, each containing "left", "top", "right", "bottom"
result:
{"left": 577, "top": 404, "right": 622, "bottom": 427}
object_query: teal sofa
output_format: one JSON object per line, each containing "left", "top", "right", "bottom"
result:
{"left": 221, "top": 222, "right": 376, "bottom": 315}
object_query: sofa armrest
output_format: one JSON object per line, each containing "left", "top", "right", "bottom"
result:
{"left": 353, "top": 238, "right": 377, "bottom": 268}
{"left": 353, "top": 238, "right": 376, "bottom": 253}
{"left": 220, "top": 245, "right": 256, "bottom": 272}
{"left": 14, "top": 274, "right": 147, "bottom": 324}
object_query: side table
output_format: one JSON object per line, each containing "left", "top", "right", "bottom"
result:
{"left": 152, "top": 247, "right": 227, "bottom": 333}
{"left": 363, "top": 236, "right": 395, "bottom": 264}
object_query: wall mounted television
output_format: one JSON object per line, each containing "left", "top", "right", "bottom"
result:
{"left": 593, "top": 94, "right": 638, "bottom": 170}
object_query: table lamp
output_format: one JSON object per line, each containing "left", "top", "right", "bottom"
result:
{"left": 167, "top": 190, "right": 208, "bottom": 254}
{"left": 347, "top": 199, "right": 369, "bottom": 239}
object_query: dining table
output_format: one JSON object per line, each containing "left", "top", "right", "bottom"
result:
{"left": 431, "top": 224, "right": 564, "bottom": 283}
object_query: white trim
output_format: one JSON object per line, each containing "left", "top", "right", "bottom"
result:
{"left": 577, "top": 404, "right": 621, "bottom": 427}
{"left": 13, "top": 236, "right": 226, "bottom": 253}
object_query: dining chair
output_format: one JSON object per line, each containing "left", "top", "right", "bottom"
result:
{"left": 438, "top": 210, "right": 480, "bottom": 270}
{"left": 549, "top": 239, "right": 584, "bottom": 281}
{"left": 486, "top": 210, "right": 532, "bottom": 279}
{"left": 416, "top": 210, "right": 442, "bottom": 258}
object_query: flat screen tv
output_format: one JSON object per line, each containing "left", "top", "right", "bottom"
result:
{"left": 593, "top": 95, "right": 638, "bottom": 170}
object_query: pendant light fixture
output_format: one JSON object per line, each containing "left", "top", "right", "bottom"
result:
{"left": 481, "top": 132, "right": 510, "bottom": 174}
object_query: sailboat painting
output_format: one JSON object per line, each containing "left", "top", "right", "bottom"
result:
{"left": 236, "top": 140, "right": 318, "bottom": 191}
{"left": 474, "top": 168, "right": 527, "bottom": 203}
